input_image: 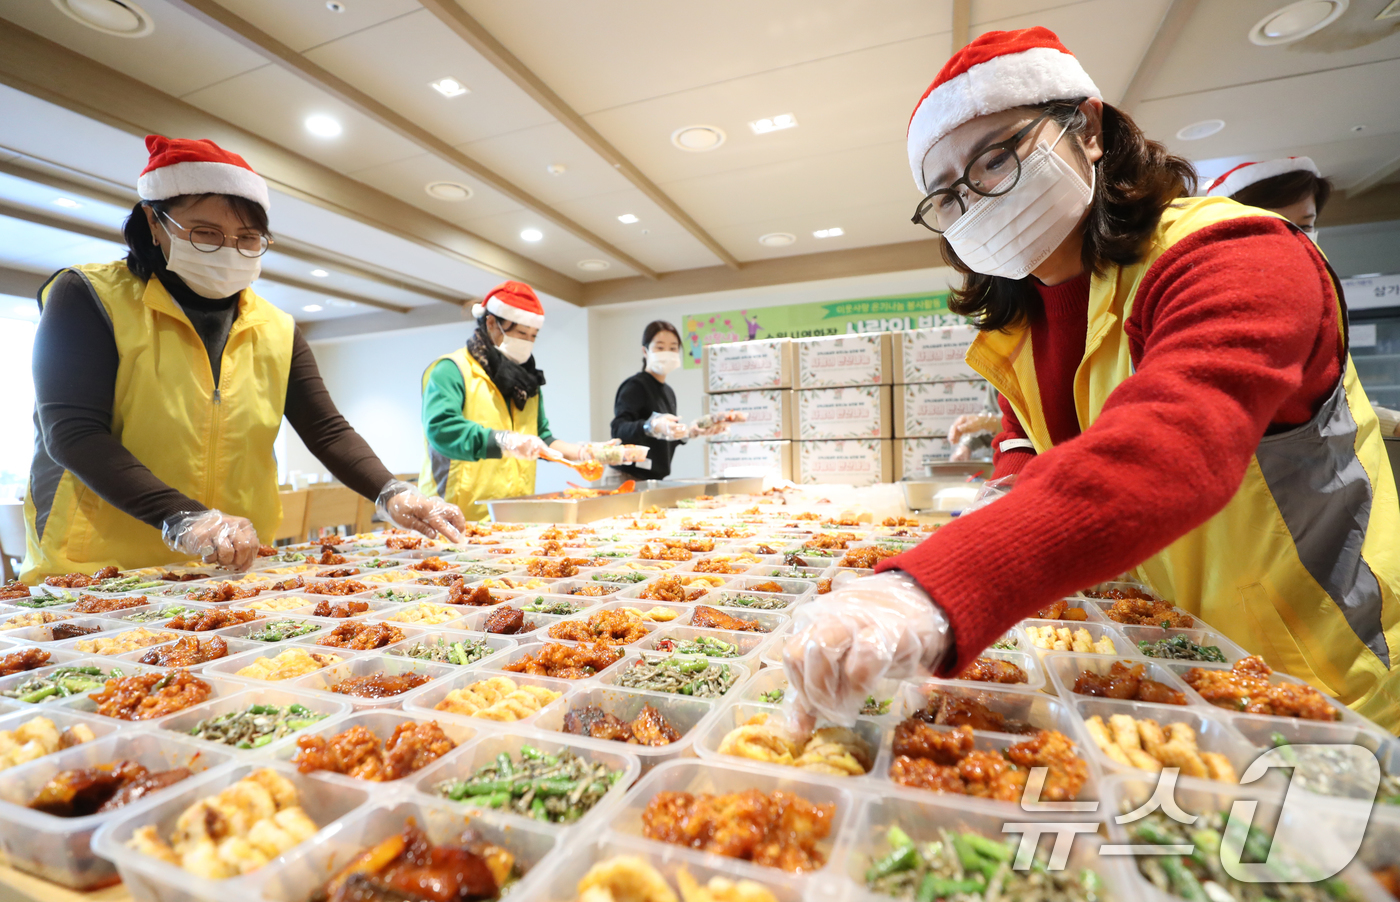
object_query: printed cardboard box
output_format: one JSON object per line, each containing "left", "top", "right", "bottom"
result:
{"left": 895, "top": 380, "right": 991, "bottom": 437}
{"left": 706, "top": 440, "right": 792, "bottom": 480}
{"left": 702, "top": 389, "right": 792, "bottom": 442}
{"left": 893, "top": 325, "right": 979, "bottom": 384}
{"left": 795, "top": 439, "right": 894, "bottom": 486}
{"left": 703, "top": 339, "right": 793, "bottom": 392}
{"left": 895, "top": 437, "right": 957, "bottom": 480}
{"left": 794, "top": 385, "right": 892, "bottom": 440}
{"left": 794, "top": 333, "right": 892, "bottom": 388}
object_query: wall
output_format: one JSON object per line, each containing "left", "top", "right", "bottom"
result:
{"left": 587, "top": 265, "right": 960, "bottom": 481}
{"left": 281, "top": 294, "right": 591, "bottom": 497}
{"left": 1318, "top": 219, "right": 1400, "bottom": 279}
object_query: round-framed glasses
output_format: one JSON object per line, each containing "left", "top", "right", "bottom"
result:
{"left": 912, "top": 105, "right": 1076, "bottom": 234}
{"left": 160, "top": 211, "right": 272, "bottom": 258}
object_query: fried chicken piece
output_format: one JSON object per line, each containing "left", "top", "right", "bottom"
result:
{"left": 483, "top": 606, "right": 529, "bottom": 634}
{"left": 836, "top": 547, "right": 899, "bottom": 569}
{"left": 637, "top": 575, "right": 706, "bottom": 602}
{"left": 316, "top": 621, "right": 405, "bottom": 650}
{"left": 70, "top": 595, "right": 148, "bottom": 614}
{"left": 802, "top": 533, "right": 855, "bottom": 551}
{"left": 957, "top": 657, "right": 1028, "bottom": 684}
{"left": 1073, "top": 661, "right": 1187, "bottom": 705}
{"left": 889, "top": 756, "right": 967, "bottom": 793}
{"left": 563, "top": 705, "right": 634, "bottom": 742}
{"left": 316, "top": 550, "right": 347, "bottom": 565}
{"left": 504, "top": 642, "right": 621, "bottom": 679}
{"left": 815, "top": 579, "right": 833, "bottom": 595}
{"left": 384, "top": 535, "right": 423, "bottom": 550}
{"left": 1183, "top": 656, "right": 1338, "bottom": 720}
{"left": 409, "top": 556, "right": 454, "bottom": 572}
{"left": 630, "top": 704, "right": 682, "bottom": 746}
{"left": 45, "top": 566, "right": 120, "bottom": 588}
{"left": 295, "top": 725, "right": 385, "bottom": 780}
{"left": 305, "top": 580, "right": 370, "bottom": 597}
{"left": 526, "top": 557, "right": 593, "bottom": 578}
{"left": 691, "top": 606, "right": 763, "bottom": 632}
{"left": 138, "top": 636, "right": 228, "bottom": 667}
{"left": 1005, "top": 730, "right": 1089, "bottom": 801}
{"left": 1035, "top": 598, "right": 1089, "bottom": 621}
{"left": 639, "top": 544, "right": 691, "bottom": 562}
{"left": 548, "top": 609, "right": 650, "bottom": 645}
{"left": 268, "top": 576, "right": 306, "bottom": 592}
{"left": 892, "top": 722, "right": 973, "bottom": 764}
{"left": 317, "top": 567, "right": 361, "bottom": 579}
{"left": 1102, "top": 597, "right": 1194, "bottom": 628}
{"left": 382, "top": 721, "right": 455, "bottom": 779}
{"left": 187, "top": 582, "right": 262, "bottom": 602}
{"left": 165, "top": 609, "right": 261, "bottom": 631}
{"left": 0, "top": 647, "right": 51, "bottom": 677}
{"left": 447, "top": 583, "right": 497, "bottom": 606}
{"left": 748, "top": 581, "right": 784, "bottom": 594}
{"left": 310, "top": 599, "right": 370, "bottom": 618}
{"left": 918, "top": 693, "right": 1035, "bottom": 734}
{"left": 641, "top": 790, "right": 832, "bottom": 873}
{"left": 0, "top": 580, "right": 31, "bottom": 600}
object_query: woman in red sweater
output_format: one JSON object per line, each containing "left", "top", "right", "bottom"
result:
{"left": 783, "top": 27, "right": 1400, "bottom": 733}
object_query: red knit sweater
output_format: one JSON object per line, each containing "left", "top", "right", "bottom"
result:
{"left": 879, "top": 217, "right": 1343, "bottom": 673}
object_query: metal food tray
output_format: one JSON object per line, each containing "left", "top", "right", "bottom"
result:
{"left": 484, "top": 489, "right": 640, "bottom": 524}
{"left": 632, "top": 479, "right": 707, "bottom": 509}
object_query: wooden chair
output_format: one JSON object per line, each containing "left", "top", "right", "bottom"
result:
{"left": 303, "top": 486, "right": 362, "bottom": 541}
{"left": 354, "top": 495, "right": 376, "bottom": 534}
{"left": 272, "top": 490, "right": 310, "bottom": 543}
{"left": 0, "top": 502, "right": 25, "bottom": 583}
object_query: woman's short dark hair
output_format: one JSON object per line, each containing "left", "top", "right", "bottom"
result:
{"left": 943, "top": 100, "right": 1197, "bottom": 333}
{"left": 122, "top": 194, "right": 270, "bottom": 282}
{"left": 1230, "top": 170, "right": 1333, "bottom": 216}
{"left": 641, "top": 320, "right": 681, "bottom": 368}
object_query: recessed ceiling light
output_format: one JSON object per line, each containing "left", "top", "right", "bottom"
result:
{"left": 617, "top": 213, "right": 639, "bottom": 224}
{"left": 671, "top": 126, "right": 726, "bottom": 152}
{"left": 51, "top": 0, "right": 154, "bottom": 37}
{"left": 310, "top": 269, "right": 329, "bottom": 278}
{"left": 302, "top": 304, "right": 323, "bottom": 312}
{"left": 326, "top": 1, "right": 345, "bottom": 11}
{"left": 304, "top": 114, "right": 342, "bottom": 138}
{"left": 52, "top": 197, "right": 83, "bottom": 209}
{"left": 429, "top": 77, "right": 469, "bottom": 98}
{"left": 813, "top": 227, "right": 844, "bottom": 239}
{"left": 520, "top": 228, "right": 543, "bottom": 242}
{"left": 424, "top": 181, "right": 472, "bottom": 201}
{"left": 1176, "top": 119, "right": 1225, "bottom": 141}
{"left": 1379, "top": 0, "right": 1400, "bottom": 18}
{"left": 1249, "top": 0, "right": 1348, "bottom": 45}
{"left": 758, "top": 232, "right": 796, "bottom": 248}
{"left": 577, "top": 260, "right": 611, "bottom": 272}
{"left": 546, "top": 164, "right": 567, "bottom": 176}
{"left": 750, "top": 113, "right": 798, "bottom": 135}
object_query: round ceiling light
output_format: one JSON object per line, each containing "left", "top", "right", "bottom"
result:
{"left": 304, "top": 114, "right": 342, "bottom": 138}
{"left": 1176, "top": 119, "right": 1226, "bottom": 141}
{"left": 758, "top": 232, "right": 796, "bottom": 248}
{"left": 424, "top": 181, "right": 473, "bottom": 201}
{"left": 671, "top": 126, "right": 726, "bottom": 152}
{"left": 51, "top": 0, "right": 154, "bottom": 37}
{"left": 1249, "top": 0, "right": 1348, "bottom": 45}
{"left": 577, "top": 259, "right": 611, "bottom": 272}
{"left": 520, "top": 228, "right": 543, "bottom": 242}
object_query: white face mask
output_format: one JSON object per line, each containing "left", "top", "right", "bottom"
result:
{"left": 1303, "top": 227, "right": 1321, "bottom": 247}
{"left": 498, "top": 334, "right": 535, "bottom": 364}
{"left": 160, "top": 221, "right": 262, "bottom": 299}
{"left": 646, "top": 350, "right": 681, "bottom": 375}
{"left": 942, "top": 123, "right": 1094, "bottom": 281}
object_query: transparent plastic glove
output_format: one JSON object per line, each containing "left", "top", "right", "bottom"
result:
{"left": 947, "top": 413, "right": 1000, "bottom": 445}
{"left": 965, "top": 474, "right": 1015, "bottom": 514}
{"left": 376, "top": 480, "right": 466, "bottom": 543}
{"left": 782, "top": 571, "right": 950, "bottom": 735}
{"left": 493, "top": 430, "right": 549, "bottom": 460}
{"left": 688, "top": 410, "right": 747, "bottom": 438}
{"left": 162, "top": 509, "right": 260, "bottom": 572}
{"left": 642, "top": 412, "right": 690, "bottom": 442}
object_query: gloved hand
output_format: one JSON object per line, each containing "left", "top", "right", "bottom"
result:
{"left": 782, "top": 571, "right": 951, "bottom": 735}
{"left": 947, "top": 413, "right": 1000, "bottom": 462}
{"left": 578, "top": 440, "right": 651, "bottom": 466}
{"left": 493, "top": 430, "right": 550, "bottom": 460}
{"left": 376, "top": 480, "right": 467, "bottom": 543}
{"left": 642, "top": 412, "right": 690, "bottom": 442}
{"left": 162, "top": 509, "right": 260, "bottom": 572}
{"left": 689, "top": 420, "right": 731, "bottom": 438}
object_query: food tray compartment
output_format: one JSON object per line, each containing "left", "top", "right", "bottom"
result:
{"left": 1340, "top": 804, "right": 1400, "bottom": 900}
{"left": 257, "top": 796, "right": 559, "bottom": 902}
{"left": 760, "top": 622, "right": 793, "bottom": 668}
{"left": 0, "top": 643, "right": 86, "bottom": 672}
{"left": 204, "top": 642, "right": 360, "bottom": 686}
{"left": 52, "top": 625, "right": 202, "bottom": 658}
{"left": 1044, "top": 652, "right": 1195, "bottom": 708}
{"left": 0, "top": 730, "right": 234, "bottom": 889}
{"left": 540, "top": 605, "right": 666, "bottom": 644}
{"left": 0, "top": 706, "right": 121, "bottom": 774}
{"left": 288, "top": 653, "right": 458, "bottom": 710}
{"left": 1159, "top": 659, "right": 1364, "bottom": 726}
{"left": 547, "top": 577, "right": 634, "bottom": 599}
{"left": 1072, "top": 697, "right": 1262, "bottom": 786}
{"left": 457, "top": 607, "right": 570, "bottom": 637}
{"left": 410, "top": 730, "right": 638, "bottom": 834}
{"left": 1100, "top": 773, "right": 1380, "bottom": 902}
{"left": 160, "top": 685, "right": 352, "bottom": 756}
{"left": 213, "top": 615, "right": 336, "bottom": 644}
{"left": 60, "top": 663, "right": 247, "bottom": 723}
{"left": 1076, "top": 580, "right": 1160, "bottom": 600}
{"left": 382, "top": 628, "right": 517, "bottom": 670}
{"left": 693, "top": 699, "right": 886, "bottom": 784}
{"left": 1115, "top": 623, "right": 1251, "bottom": 663}
{"left": 530, "top": 685, "right": 715, "bottom": 774}
{"left": 600, "top": 649, "right": 750, "bottom": 700}
{"left": 272, "top": 709, "right": 476, "bottom": 781}
{"left": 605, "top": 758, "right": 854, "bottom": 878}
{"left": 111, "top": 635, "right": 263, "bottom": 671}
{"left": 1228, "top": 718, "right": 1399, "bottom": 806}
{"left": 706, "top": 588, "right": 801, "bottom": 612}
{"left": 838, "top": 789, "right": 1133, "bottom": 902}
{"left": 642, "top": 624, "right": 772, "bottom": 662}
{"left": 6, "top": 618, "right": 119, "bottom": 645}
{"left": 91, "top": 760, "right": 372, "bottom": 902}
{"left": 931, "top": 647, "right": 1046, "bottom": 693}
{"left": 512, "top": 592, "right": 606, "bottom": 617}
{"left": 0, "top": 609, "right": 80, "bottom": 632}
{"left": 0, "top": 656, "right": 139, "bottom": 707}
{"left": 1018, "top": 618, "right": 1129, "bottom": 656}
{"left": 102, "top": 600, "right": 218, "bottom": 626}
{"left": 401, "top": 668, "right": 575, "bottom": 727}
{"left": 489, "top": 640, "right": 629, "bottom": 680}
{"left": 369, "top": 600, "right": 471, "bottom": 628}
{"left": 896, "top": 679, "right": 1081, "bottom": 739}
{"left": 354, "top": 584, "right": 448, "bottom": 605}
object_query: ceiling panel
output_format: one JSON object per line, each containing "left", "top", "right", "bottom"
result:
{"left": 1147, "top": 0, "right": 1400, "bottom": 102}
{"left": 971, "top": 0, "right": 1173, "bottom": 103}
{"left": 303, "top": 9, "right": 556, "bottom": 146}
{"left": 344, "top": 152, "right": 523, "bottom": 223}
{"left": 0, "top": 172, "right": 131, "bottom": 230}
{"left": 0, "top": 86, "right": 150, "bottom": 187}
{"left": 455, "top": 207, "right": 636, "bottom": 277}
{"left": 258, "top": 252, "right": 437, "bottom": 309}
{"left": 549, "top": 186, "right": 696, "bottom": 243}
{"left": 181, "top": 65, "right": 425, "bottom": 174}
{"left": 0, "top": 214, "right": 126, "bottom": 273}
{"left": 456, "top": 0, "right": 954, "bottom": 114}
{"left": 605, "top": 234, "right": 724, "bottom": 274}
{"left": 709, "top": 198, "right": 937, "bottom": 263}
{"left": 214, "top": 0, "right": 420, "bottom": 54}
{"left": 255, "top": 279, "right": 367, "bottom": 323}
{"left": 0, "top": 292, "right": 39, "bottom": 321}
{"left": 0, "top": 0, "right": 267, "bottom": 97}
{"left": 460, "top": 121, "right": 638, "bottom": 205}
{"left": 585, "top": 32, "right": 950, "bottom": 190}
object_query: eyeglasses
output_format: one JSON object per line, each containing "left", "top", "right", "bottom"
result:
{"left": 911, "top": 106, "right": 1071, "bottom": 234}
{"left": 160, "top": 211, "right": 272, "bottom": 258}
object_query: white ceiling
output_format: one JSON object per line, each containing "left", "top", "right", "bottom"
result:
{"left": 0, "top": 0, "right": 1396, "bottom": 328}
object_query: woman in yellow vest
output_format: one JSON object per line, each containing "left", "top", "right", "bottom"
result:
{"left": 781, "top": 27, "right": 1400, "bottom": 732}
{"left": 21, "top": 135, "right": 466, "bottom": 583}
{"left": 419, "top": 281, "right": 642, "bottom": 521}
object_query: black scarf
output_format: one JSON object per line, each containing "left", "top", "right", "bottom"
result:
{"left": 467, "top": 320, "right": 545, "bottom": 409}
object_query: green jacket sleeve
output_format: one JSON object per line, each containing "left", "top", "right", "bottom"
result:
{"left": 537, "top": 391, "right": 555, "bottom": 446}
{"left": 422, "top": 360, "right": 502, "bottom": 461}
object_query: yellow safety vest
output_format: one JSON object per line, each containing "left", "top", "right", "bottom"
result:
{"left": 966, "top": 196, "right": 1400, "bottom": 730}
{"left": 418, "top": 348, "right": 538, "bottom": 522}
{"left": 21, "top": 262, "right": 293, "bottom": 583}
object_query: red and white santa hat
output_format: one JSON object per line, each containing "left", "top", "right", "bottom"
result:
{"left": 1205, "top": 157, "right": 1320, "bottom": 198}
{"left": 137, "top": 135, "right": 270, "bottom": 212}
{"left": 471, "top": 281, "right": 545, "bottom": 330}
{"left": 907, "top": 27, "right": 1100, "bottom": 194}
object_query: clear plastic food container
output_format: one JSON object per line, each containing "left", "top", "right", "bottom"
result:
{"left": 706, "top": 587, "right": 802, "bottom": 612}
{"left": 354, "top": 584, "right": 447, "bottom": 605}
{"left": 103, "top": 601, "right": 218, "bottom": 626}
{"left": 693, "top": 699, "right": 885, "bottom": 785}
{"left": 91, "top": 759, "right": 373, "bottom": 902}
{"left": 529, "top": 685, "right": 715, "bottom": 774}
{"left": 545, "top": 577, "right": 633, "bottom": 599}
{"left": 273, "top": 708, "right": 476, "bottom": 781}
{"left": 457, "top": 606, "right": 569, "bottom": 637}
{"left": 0, "top": 706, "right": 121, "bottom": 774}
{"left": 0, "top": 656, "right": 138, "bottom": 707}
{"left": 160, "top": 685, "right": 352, "bottom": 757}
{"left": 1019, "top": 618, "right": 1130, "bottom": 656}
{"left": 6, "top": 617, "right": 119, "bottom": 645}
{"left": 1044, "top": 651, "right": 1195, "bottom": 708}
{"left": 204, "top": 643, "right": 359, "bottom": 687}
{"left": 642, "top": 624, "right": 772, "bottom": 663}
{"left": 1159, "top": 658, "right": 1364, "bottom": 726}
{"left": 382, "top": 628, "right": 517, "bottom": 671}
{"left": 1072, "top": 697, "right": 1262, "bottom": 787}
{"left": 1114, "top": 623, "right": 1251, "bottom": 663}
{"left": 112, "top": 635, "right": 264, "bottom": 671}
{"left": 289, "top": 653, "right": 459, "bottom": 710}
{"left": 506, "top": 592, "right": 600, "bottom": 618}
{"left": 0, "top": 729, "right": 235, "bottom": 889}
{"left": 401, "top": 668, "right": 575, "bottom": 727}
{"left": 896, "top": 678, "right": 1082, "bottom": 738}
{"left": 60, "top": 663, "right": 248, "bottom": 724}
{"left": 371, "top": 600, "right": 470, "bottom": 628}
{"left": 212, "top": 615, "right": 335, "bottom": 644}
{"left": 931, "top": 647, "right": 1046, "bottom": 693}
{"left": 602, "top": 649, "right": 750, "bottom": 701}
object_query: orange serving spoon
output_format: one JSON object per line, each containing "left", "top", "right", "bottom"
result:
{"left": 540, "top": 450, "right": 605, "bottom": 481}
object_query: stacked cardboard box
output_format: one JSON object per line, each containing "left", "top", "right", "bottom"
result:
{"left": 891, "top": 325, "right": 987, "bottom": 480}
{"left": 789, "top": 334, "right": 894, "bottom": 486}
{"left": 703, "top": 339, "right": 794, "bottom": 479}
